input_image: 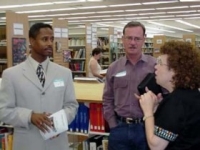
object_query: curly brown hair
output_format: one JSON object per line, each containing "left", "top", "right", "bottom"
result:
{"left": 160, "top": 40, "right": 200, "bottom": 89}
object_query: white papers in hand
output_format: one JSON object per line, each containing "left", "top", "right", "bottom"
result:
{"left": 40, "top": 109, "right": 68, "bottom": 140}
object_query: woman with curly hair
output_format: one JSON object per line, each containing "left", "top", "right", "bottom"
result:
{"left": 138, "top": 41, "right": 200, "bottom": 150}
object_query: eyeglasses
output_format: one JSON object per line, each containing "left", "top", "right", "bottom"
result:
{"left": 156, "top": 57, "right": 168, "bottom": 66}
{"left": 124, "top": 36, "right": 143, "bottom": 42}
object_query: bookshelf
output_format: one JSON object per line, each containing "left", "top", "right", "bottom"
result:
{"left": 153, "top": 35, "right": 182, "bottom": 57}
{"left": 143, "top": 37, "right": 153, "bottom": 56}
{"left": 68, "top": 36, "right": 86, "bottom": 78}
{"left": 97, "top": 27, "right": 118, "bottom": 69}
{"left": 183, "top": 34, "right": 200, "bottom": 52}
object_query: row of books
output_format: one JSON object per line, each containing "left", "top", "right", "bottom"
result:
{"left": 68, "top": 103, "right": 110, "bottom": 134}
{"left": 69, "top": 62, "right": 85, "bottom": 71}
{"left": 76, "top": 135, "right": 108, "bottom": 150}
{"left": 71, "top": 49, "right": 86, "bottom": 59}
{"left": 0, "top": 127, "right": 13, "bottom": 150}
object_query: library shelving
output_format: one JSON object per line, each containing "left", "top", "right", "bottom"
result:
{"left": 143, "top": 37, "right": 153, "bottom": 56}
{"left": 68, "top": 36, "right": 86, "bottom": 78}
{"left": 153, "top": 35, "right": 182, "bottom": 57}
{"left": 67, "top": 81, "right": 109, "bottom": 149}
{"left": 183, "top": 34, "right": 200, "bottom": 52}
{"left": 97, "top": 27, "right": 118, "bottom": 69}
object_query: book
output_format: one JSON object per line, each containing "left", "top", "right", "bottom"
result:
{"left": 99, "top": 69, "right": 107, "bottom": 75}
{"left": 39, "top": 109, "right": 68, "bottom": 140}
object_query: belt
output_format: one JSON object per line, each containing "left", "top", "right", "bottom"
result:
{"left": 116, "top": 116, "right": 143, "bottom": 124}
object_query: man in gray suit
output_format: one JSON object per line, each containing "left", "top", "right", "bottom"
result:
{"left": 0, "top": 23, "right": 78, "bottom": 150}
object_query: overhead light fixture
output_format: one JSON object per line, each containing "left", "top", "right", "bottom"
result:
{"left": 185, "top": 16, "right": 200, "bottom": 19}
{"left": 113, "top": 14, "right": 137, "bottom": 17}
{"left": 159, "top": 18, "right": 182, "bottom": 20}
{"left": 150, "top": 15, "right": 174, "bottom": 18}
{"left": 0, "top": 5, "right": 21, "bottom": 8}
{"left": 180, "top": 0, "right": 200, "bottom": 1}
{"left": 102, "top": 18, "right": 124, "bottom": 21}
{"left": 17, "top": 10, "right": 49, "bottom": 13}
{"left": 176, "top": 13, "right": 200, "bottom": 17}
{"left": 139, "top": 12, "right": 166, "bottom": 15}
{"left": 125, "top": 8, "right": 155, "bottom": 12}
{"left": 176, "top": 20, "right": 200, "bottom": 29}
{"left": 50, "top": 8, "right": 76, "bottom": 11}
{"left": 190, "top": 5, "right": 200, "bottom": 7}
{"left": 167, "top": 10, "right": 196, "bottom": 14}
{"left": 70, "top": 12, "right": 95, "bottom": 15}
{"left": 77, "top": 6, "right": 107, "bottom": 9}
{"left": 148, "top": 21, "right": 193, "bottom": 32}
{"left": 146, "top": 27, "right": 175, "bottom": 33}
{"left": 53, "top": 1, "right": 85, "bottom": 4}
{"left": 88, "top": 15, "right": 111, "bottom": 18}
{"left": 156, "top": 6, "right": 189, "bottom": 10}
{"left": 22, "top": 2, "right": 53, "bottom": 7}
{"left": 66, "top": 17, "right": 88, "bottom": 20}
{"left": 109, "top": 3, "right": 141, "bottom": 7}
{"left": 97, "top": 10, "right": 124, "bottom": 13}
{"left": 142, "top": 1, "right": 178, "bottom": 5}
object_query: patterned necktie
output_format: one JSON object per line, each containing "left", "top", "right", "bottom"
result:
{"left": 36, "top": 64, "right": 45, "bottom": 87}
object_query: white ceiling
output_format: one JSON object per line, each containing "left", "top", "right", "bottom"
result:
{"left": 0, "top": 0, "right": 200, "bottom": 37}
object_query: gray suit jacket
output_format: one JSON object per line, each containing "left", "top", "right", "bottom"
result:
{"left": 0, "top": 57, "right": 78, "bottom": 150}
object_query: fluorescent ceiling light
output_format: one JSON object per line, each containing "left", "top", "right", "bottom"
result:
{"left": 67, "top": 17, "right": 88, "bottom": 19}
{"left": 53, "top": 0, "right": 85, "bottom": 4}
{"left": 80, "top": 19, "right": 101, "bottom": 21}
{"left": 0, "top": 5, "right": 21, "bottom": 8}
{"left": 113, "top": 14, "right": 137, "bottom": 17}
{"left": 180, "top": 0, "right": 200, "bottom": 1}
{"left": 97, "top": 10, "right": 124, "bottom": 13}
{"left": 159, "top": 18, "right": 182, "bottom": 20}
{"left": 22, "top": 2, "right": 53, "bottom": 6}
{"left": 67, "top": 20, "right": 81, "bottom": 22}
{"left": 139, "top": 12, "right": 166, "bottom": 15}
{"left": 190, "top": 5, "right": 200, "bottom": 7}
{"left": 45, "top": 14, "right": 70, "bottom": 17}
{"left": 77, "top": 6, "right": 107, "bottom": 9}
{"left": 102, "top": 18, "right": 124, "bottom": 21}
{"left": 17, "top": 10, "right": 49, "bottom": 13}
{"left": 148, "top": 21, "right": 193, "bottom": 32}
{"left": 185, "top": 17, "right": 200, "bottom": 19}
{"left": 88, "top": 15, "right": 111, "bottom": 18}
{"left": 109, "top": 3, "right": 141, "bottom": 7}
{"left": 0, "top": 17, "right": 6, "bottom": 20}
{"left": 87, "top": 0, "right": 103, "bottom": 1}
{"left": 176, "top": 13, "right": 200, "bottom": 17}
{"left": 156, "top": 6, "right": 188, "bottom": 10}
{"left": 70, "top": 12, "right": 95, "bottom": 15}
{"left": 50, "top": 8, "right": 76, "bottom": 11}
{"left": 125, "top": 9, "right": 155, "bottom": 12}
{"left": 28, "top": 15, "right": 45, "bottom": 18}
{"left": 167, "top": 10, "right": 196, "bottom": 14}
{"left": 126, "top": 17, "right": 149, "bottom": 20}
{"left": 150, "top": 15, "right": 174, "bottom": 18}
{"left": 142, "top": 1, "right": 178, "bottom": 5}
{"left": 176, "top": 20, "right": 200, "bottom": 29}
{"left": 146, "top": 27, "right": 175, "bottom": 33}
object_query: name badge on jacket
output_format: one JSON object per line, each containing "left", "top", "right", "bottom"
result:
{"left": 54, "top": 79, "right": 64, "bottom": 87}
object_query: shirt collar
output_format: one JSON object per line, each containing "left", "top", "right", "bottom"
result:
{"left": 28, "top": 56, "right": 49, "bottom": 73}
{"left": 122, "top": 53, "right": 148, "bottom": 66}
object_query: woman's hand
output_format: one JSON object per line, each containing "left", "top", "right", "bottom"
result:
{"left": 139, "top": 91, "right": 157, "bottom": 116}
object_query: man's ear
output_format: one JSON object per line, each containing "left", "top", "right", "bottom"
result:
{"left": 29, "top": 37, "right": 35, "bottom": 46}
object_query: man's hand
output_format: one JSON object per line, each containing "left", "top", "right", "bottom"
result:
{"left": 31, "top": 112, "right": 52, "bottom": 133}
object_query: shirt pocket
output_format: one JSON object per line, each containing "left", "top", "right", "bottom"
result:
{"left": 114, "top": 76, "right": 128, "bottom": 89}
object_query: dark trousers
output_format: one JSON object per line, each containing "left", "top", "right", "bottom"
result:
{"left": 108, "top": 120, "right": 149, "bottom": 150}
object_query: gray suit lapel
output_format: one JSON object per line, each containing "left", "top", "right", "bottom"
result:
{"left": 22, "top": 59, "right": 43, "bottom": 91}
{"left": 43, "top": 62, "right": 57, "bottom": 92}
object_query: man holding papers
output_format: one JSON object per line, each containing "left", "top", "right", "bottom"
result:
{"left": 0, "top": 23, "right": 78, "bottom": 150}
